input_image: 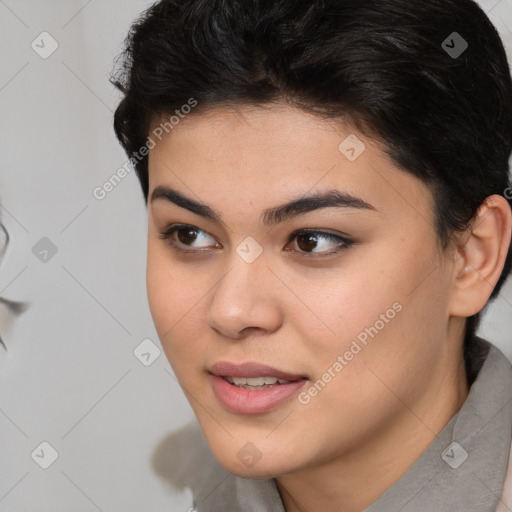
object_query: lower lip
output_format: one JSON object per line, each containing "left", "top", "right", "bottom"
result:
{"left": 210, "top": 374, "right": 308, "bottom": 414}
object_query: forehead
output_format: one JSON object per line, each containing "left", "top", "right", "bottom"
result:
{"left": 147, "top": 104, "right": 434, "bottom": 223}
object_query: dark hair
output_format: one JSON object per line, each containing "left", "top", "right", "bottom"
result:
{"left": 110, "top": 0, "right": 512, "bottom": 381}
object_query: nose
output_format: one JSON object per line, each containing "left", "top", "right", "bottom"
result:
{"left": 206, "top": 251, "right": 283, "bottom": 340}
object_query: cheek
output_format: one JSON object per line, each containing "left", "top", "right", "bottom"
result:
{"left": 300, "top": 243, "right": 448, "bottom": 393}
{"left": 293, "top": 258, "right": 405, "bottom": 364}
{"left": 146, "top": 245, "right": 190, "bottom": 345}
{"left": 146, "top": 243, "right": 213, "bottom": 369}
{"left": 146, "top": 245, "right": 172, "bottom": 332}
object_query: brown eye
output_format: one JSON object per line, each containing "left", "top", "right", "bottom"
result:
{"left": 158, "top": 224, "right": 220, "bottom": 251}
{"left": 296, "top": 233, "right": 321, "bottom": 252}
{"left": 288, "top": 229, "right": 353, "bottom": 257}
{"left": 177, "top": 227, "right": 200, "bottom": 245}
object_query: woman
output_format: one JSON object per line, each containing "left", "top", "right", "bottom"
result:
{"left": 110, "top": 0, "right": 512, "bottom": 510}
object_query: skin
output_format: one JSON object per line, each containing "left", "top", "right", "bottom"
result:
{"left": 146, "top": 103, "right": 512, "bottom": 512}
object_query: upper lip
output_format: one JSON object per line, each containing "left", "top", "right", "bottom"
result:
{"left": 209, "top": 361, "right": 307, "bottom": 381}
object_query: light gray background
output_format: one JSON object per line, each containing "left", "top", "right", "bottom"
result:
{"left": 0, "top": 1, "right": 511, "bottom": 511}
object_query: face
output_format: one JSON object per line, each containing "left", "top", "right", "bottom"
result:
{"left": 146, "top": 103, "right": 458, "bottom": 478}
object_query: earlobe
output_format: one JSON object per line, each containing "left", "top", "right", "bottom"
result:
{"left": 449, "top": 194, "right": 512, "bottom": 317}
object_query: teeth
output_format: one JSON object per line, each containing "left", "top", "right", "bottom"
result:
{"left": 225, "top": 376, "right": 292, "bottom": 386}
{"left": 233, "top": 376, "right": 276, "bottom": 386}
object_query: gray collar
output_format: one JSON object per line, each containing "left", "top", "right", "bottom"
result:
{"left": 362, "top": 338, "right": 512, "bottom": 511}
{"left": 153, "top": 338, "right": 512, "bottom": 511}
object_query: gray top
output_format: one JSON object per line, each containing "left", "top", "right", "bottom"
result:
{"left": 152, "top": 337, "right": 512, "bottom": 511}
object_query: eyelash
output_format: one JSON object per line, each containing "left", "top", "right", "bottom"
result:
{"left": 157, "top": 224, "right": 354, "bottom": 259}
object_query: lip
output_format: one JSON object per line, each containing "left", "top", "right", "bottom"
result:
{"left": 208, "top": 361, "right": 308, "bottom": 414}
{"left": 209, "top": 361, "right": 307, "bottom": 381}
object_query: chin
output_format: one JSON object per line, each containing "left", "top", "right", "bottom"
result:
{"left": 226, "top": 460, "right": 289, "bottom": 480}
{"left": 210, "top": 443, "right": 297, "bottom": 479}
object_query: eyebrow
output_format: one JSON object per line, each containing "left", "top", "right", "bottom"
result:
{"left": 150, "top": 186, "right": 377, "bottom": 227}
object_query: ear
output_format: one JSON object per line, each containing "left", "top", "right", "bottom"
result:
{"left": 449, "top": 194, "right": 512, "bottom": 318}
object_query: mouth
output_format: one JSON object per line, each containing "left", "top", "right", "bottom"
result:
{"left": 208, "top": 361, "right": 309, "bottom": 414}
{"left": 209, "top": 360, "right": 307, "bottom": 379}
{"left": 221, "top": 375, "right": 302, "bottom": 389}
